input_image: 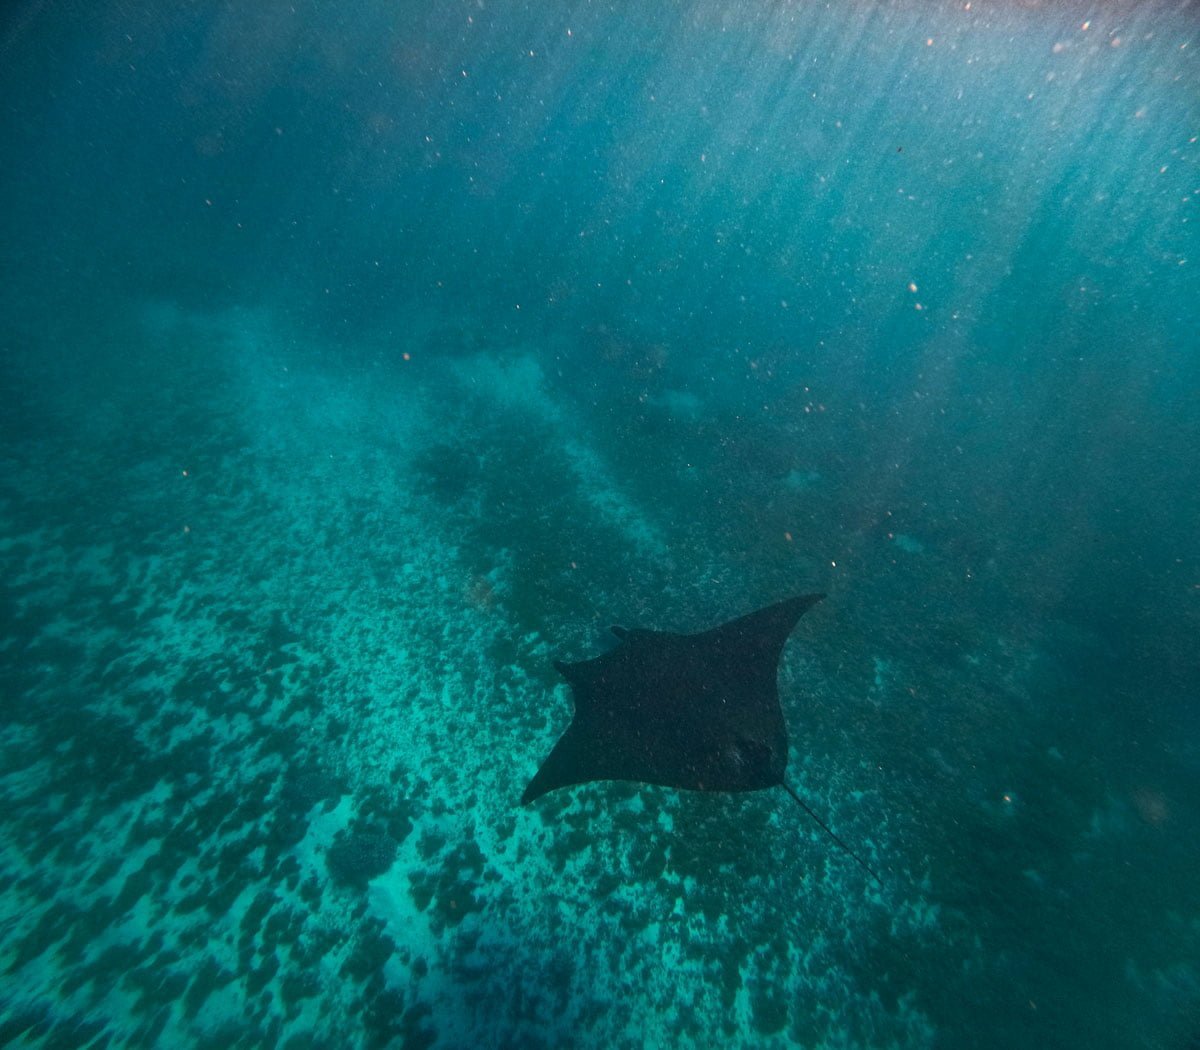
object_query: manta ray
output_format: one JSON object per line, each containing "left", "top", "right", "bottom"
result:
{"left": 522, "top": 594, "right": 881, "bottom": 883}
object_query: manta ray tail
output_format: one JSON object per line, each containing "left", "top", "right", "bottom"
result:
{"left": 783, "top": 782, "right": 882, "bottom": 886}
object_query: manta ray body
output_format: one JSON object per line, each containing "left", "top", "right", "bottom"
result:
{"left": 522, "top": 594, "right": 881, "bottom": 883}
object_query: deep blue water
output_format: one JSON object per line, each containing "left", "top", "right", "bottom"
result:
{"left": 1, "top": 2, "right": 1197, "bottom": 1047}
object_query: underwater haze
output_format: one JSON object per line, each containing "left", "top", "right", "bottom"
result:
{"left": 1, "top": 1, "right": 1198, "bottom": 1047}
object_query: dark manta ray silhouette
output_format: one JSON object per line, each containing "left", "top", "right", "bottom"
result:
{"left": 521, "top": 594, "right": 881, "bottom": 884}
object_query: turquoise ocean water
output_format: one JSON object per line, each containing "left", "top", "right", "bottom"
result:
{"left": 1, "top": 2, "right": 1197, "bottom": 1047}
